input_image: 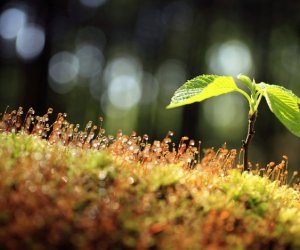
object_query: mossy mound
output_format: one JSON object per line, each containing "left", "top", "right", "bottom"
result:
{"left": 1, "top": 132, "right": 300, "bottom": 250}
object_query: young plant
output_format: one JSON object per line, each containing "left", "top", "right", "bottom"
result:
{"left": 167, "top": 74, "right": 300, "bottom": 171}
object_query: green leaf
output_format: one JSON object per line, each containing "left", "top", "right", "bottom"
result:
{"left": 166, "top": 75, "right": 238, "bottom": 109}
{"left": 258, "top": 83, "right": 300, "bottom": 137}
{"left": 237, "top": 74, "right": 253, "bottom": 91}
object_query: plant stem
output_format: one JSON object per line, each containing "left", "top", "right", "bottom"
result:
{"left": 242, "top": 111, "right": 257, "bottom": 171}
{"left": 235, "top": 89, "right": 252, "bottom": 106}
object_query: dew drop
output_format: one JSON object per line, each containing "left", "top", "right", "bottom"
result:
{"left": 122, "top": 136, "right": 128, "bottom": 144}
{"left": 4, "top": 105, "right": 9, "bottom": 114}
{"left": 128, "top": 176, "right": 135, "bottom": 185}
{"left": 29, "top": 107, "right": 35, "bottom": 115}
{"left": 189, "top": 140, "right": 195, "bottom": 146}
{"left": 74, "top": 124, "right": 80, "bottom": 133}
{"left": 167, "top": 130, "right": 174, "bottom": 137}
{"left": 98, "top": 170, "right": 107, "bottom": 180}
{"left": 163, "top": 138, "right": 171, "bottom": 144}
{"left": 92, "top": 140, "right": 100, "bottom": 149}
{"left": 61, "top": 176, "right": 68, "bottom": 183}
{"left": 130, "top": 131, "right": 137, "bottom": 137}
{"left": 85, "top": 121, "right": 93, "bottom": 130}
{"left": 17, "top": 107, "right": 23, "bottom": 115}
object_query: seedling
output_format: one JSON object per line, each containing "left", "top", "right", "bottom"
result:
{"left": 167, "top": 74, "right": 300, "bottom": 171}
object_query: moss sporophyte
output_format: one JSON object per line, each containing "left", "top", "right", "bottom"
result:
{"left": 1, "top": 106, "right": 300, "bottom": 248}
{"left": 167, "top": 74, "right": 300, "bottom": 171}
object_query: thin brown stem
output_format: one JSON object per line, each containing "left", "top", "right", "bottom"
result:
{"left": 242, "top": 112, "right": 257, "bottom": 171}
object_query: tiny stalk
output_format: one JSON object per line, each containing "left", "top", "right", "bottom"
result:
{"left": 237, "top": 75, "right": 260, "bottom": 171}
{"left": 167, "top": 74, "right": 300, "bottom": 171}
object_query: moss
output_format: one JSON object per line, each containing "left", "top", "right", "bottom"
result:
{"left": 0, "top": 129, "right": 300, "bottom": 249}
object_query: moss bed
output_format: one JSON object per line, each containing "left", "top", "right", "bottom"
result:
{"left": 0, "top": 108, "right": 300, "bottom": 249}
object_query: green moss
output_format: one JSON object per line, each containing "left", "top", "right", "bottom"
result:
{"left": 0, "top": 132, "right": 300, "bottom": 249}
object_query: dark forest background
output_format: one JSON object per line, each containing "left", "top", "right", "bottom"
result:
{"left": 1, "top": 0, "right": 300, "bottom": 170}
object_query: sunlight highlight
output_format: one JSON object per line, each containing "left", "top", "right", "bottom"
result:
{"left": 16, "top": 24, "right": 45, "bottom": 60}
{"left": 207, "top": 40, "right": 253, "bottom": 76}
{"left": 0, "top": 8, "right": 27, "bottom": 40}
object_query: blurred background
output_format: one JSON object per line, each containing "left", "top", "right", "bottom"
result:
{"left": 1, "top": 0, "right": 300, "bottom": 169}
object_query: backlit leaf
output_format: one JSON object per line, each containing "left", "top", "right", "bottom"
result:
{"left": 258, "top": 83, "right": 300, "bottom": 137}
{"left": 166, "top": 75, "right": 238, "bottom": 109}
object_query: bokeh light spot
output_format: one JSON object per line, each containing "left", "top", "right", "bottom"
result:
{"left": 0, "top": 8, "right": 27, "bottom": 40}
{"left": 48, "top": 52, "right": 79, "bottom": 93}
{"left": 107, "top": 75, "right": 141, "bottom": 110}
{"left": 203, "top": 94, "right": 246, "bottom": 139}
{"left": 104, "top": 55, "right": 142, "bottom": 85}
{"left": 16, "top": 24, "right": 45, "bottom": 60}
{"left": 102, "top": 55, "right": 143, "bottom": 112}
{"left": 76, "top": 44, "right": 104, "bottom": 78}
{"left": 207, "top": 40, "right": 252, "bottom": 75}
